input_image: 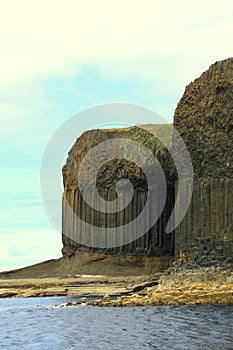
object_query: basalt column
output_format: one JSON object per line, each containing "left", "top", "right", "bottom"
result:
{"left": 174, "top": 58, "right": 233, "bottom": 264}
{"left": 62, "top": 127, "right": 175, "bottom": 260}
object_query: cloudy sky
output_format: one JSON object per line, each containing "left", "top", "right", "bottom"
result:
{"left": 1, "top": 0, "right": 232, "bottom": 271}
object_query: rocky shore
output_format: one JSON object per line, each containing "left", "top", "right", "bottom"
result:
{"left": 1, "top": 263, "right": 232, "bottom": 307}
{"left": 0, "top": 274, "right": 160, "bottom": 299}
{"left": 87, "top": 265, "right": 233, "bottom": 307}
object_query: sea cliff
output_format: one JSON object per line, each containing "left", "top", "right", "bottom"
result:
{"left": 0, "top": 58, "right": 232, "bottom": 305}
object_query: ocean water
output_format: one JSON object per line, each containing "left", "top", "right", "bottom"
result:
{"left": 0, "top": 297, "right": 232, "bottom": 350}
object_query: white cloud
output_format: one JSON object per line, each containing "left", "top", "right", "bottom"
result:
{"left": 0, "top": 0, "right": 232, "bottom": 137}
{"left": 0, "top": 0, "right": 232, "bottom": 84}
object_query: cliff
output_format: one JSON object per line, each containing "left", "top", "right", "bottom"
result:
{"left": 62, "top": 58, "right": 233, "bottom": 273}
{"left": 1, "top": 59, "right": 232, "bottom": 279}
{"left": 62, "top": 125, "right": 175, "bottom": 272}
{"left": 174, "top": 58, "right": 233, "bottom": 265}
{"left": 63, "top": 126, "right": 174, "bottom": 189}
{"left": 60, "top": 58, "right": 233, "bottom": 274}
{"left": 174, "top": 58, "right": 233, "bottom": 178}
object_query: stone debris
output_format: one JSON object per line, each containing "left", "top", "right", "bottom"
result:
{"left": 88, "top": 266, "right": 233, "bottom": 307}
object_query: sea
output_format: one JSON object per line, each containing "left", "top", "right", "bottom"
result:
{"left": 0, "top": 297, "right": 232, "bottom": 350}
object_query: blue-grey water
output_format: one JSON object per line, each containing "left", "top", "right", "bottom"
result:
{"left": 0, "top": 297, "right": 232, "bottom": 350}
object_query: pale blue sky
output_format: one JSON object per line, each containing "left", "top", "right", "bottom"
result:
{"left": 0, "top": 0, "right": 233, "bottom": 270}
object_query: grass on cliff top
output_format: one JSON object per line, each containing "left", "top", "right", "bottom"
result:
{"left": 139, "top": 124, "right": 173, "bottom": 147}
{"left": 93, "top": 124, "right": 173, "bottom": 147}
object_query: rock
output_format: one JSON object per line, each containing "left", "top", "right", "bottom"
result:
{"left": 80, "top": 297, "right": 87, "bottom": 303}
{"left": 0, "top": 290, "right": 18, "bottom": 298}
{"left": 62, "top": 125, "right": 175, "bottom": 270}
{"left": 174, "top": 58, "right": 233, "bottom": 178}
{"left": 103, "top": 294, "right": 110, "bottom": 302}
{"left": 62, "top": 59, "right": 232, "bottom": 276}
{"left": 174, "top": 58, "right": 233, "bottom": 263}
{"left": 1, "top": 59, "right": 233, "bottom": 281}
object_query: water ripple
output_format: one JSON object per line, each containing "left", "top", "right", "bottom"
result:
{"left": 0, "top": 298, "right": 232, "bottom": 350}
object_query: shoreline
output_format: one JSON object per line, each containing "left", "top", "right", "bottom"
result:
{"left": 0, "top": 266, "right": 232, "bottom": 306}
{"left": 88, "top": 266, "right": 233, "bottom": 306}
{"left": 0, "top": 274, "right": 160, "bottom": 299}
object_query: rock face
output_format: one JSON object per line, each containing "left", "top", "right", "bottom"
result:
{"left": 61, "top": 58, "right": 233, "bottom": 275}
{"left": 174, "top": 58, "right": 233, "bottom": 178}
{"left": 174, "top": 58, "right": 233, "bottom": 263}
{"left": 62, "top": 126, "right": 175, "bottom": 264}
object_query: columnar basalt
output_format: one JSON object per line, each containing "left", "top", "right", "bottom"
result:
{"left": 174, "top": 58, "right": 233, "bottom": 265}
{"left": 61, "top": 58, "right": 233, "bottom": 274}
{"left": 62, "top": 127, "right": 175, "bottom": 264}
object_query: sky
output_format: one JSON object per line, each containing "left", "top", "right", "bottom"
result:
{"left": 0, "top": 0, "right": 233, "bottom": 271}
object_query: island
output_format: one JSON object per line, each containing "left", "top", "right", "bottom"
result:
{"left": 0, "top": 58, "right": 232, "bottom": 306}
